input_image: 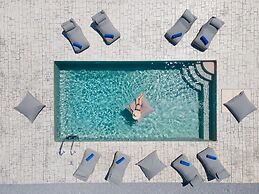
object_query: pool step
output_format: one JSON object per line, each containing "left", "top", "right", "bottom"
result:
{"left": 180, "top": 67, "right": 202, "bottom": 91}
{"left": 188, "top": 65, "right": 210, "bottom": 140}
{"left": 194, "top": 63, "right": 212, "bottom": 81}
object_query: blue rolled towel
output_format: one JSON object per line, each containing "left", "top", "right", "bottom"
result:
{"left": 200, "top": 35, "right": 209, "bottom": 45}
{"left": 171, "top": 32, "right": 182, "bottom": 39}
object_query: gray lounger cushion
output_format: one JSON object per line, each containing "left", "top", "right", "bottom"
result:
{"left": 61, "top": 18, "right": 90, "bottom": 54}
{"left": 197, "top": 147, "right": 230, "bottom": 182}
{"left": 126, "top": 98, "right": 154, "bottom": 121}
{"left": 136, "top": 150, "right": 166, "bottom": 180}
{"left": 224, "top": 91, "right": 257, "bottom": 123}
{"left": 91, "top": 10, "right": 120, "bottom": 45}
{"left": 165, "top": 9, "right": 197, "bottom": 45}
{"left": 14, "top": 92, "right": 45, "bottom": 123}
{"left": 191, "top": 17, "right": 224, "bottom": 52}
{"left": 73, "top": 148, "right": 101, "bottom": 182}
{"left": 171, "top": 154, "right": 203, "bottom": 187}
{"left": 105, "top": 151, "right": 130, "bottom": 184}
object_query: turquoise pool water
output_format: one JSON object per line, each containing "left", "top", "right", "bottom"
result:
{"left": 54, "top": 61, "right": 216, "bottom": 141}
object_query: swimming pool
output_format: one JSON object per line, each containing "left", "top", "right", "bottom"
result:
{"left": 54, "top": 61, "right": 217, "bottom": 141}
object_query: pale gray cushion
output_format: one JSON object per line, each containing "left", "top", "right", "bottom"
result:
{"left": 171, "top": 154, "right": 203, "bottom": 187}
{"left": 197, "top": 147, "right": 230, "bottom": 182}
{"left": 126, "top": 98, "right": 154, "bottom": 121}
{"left": 73, "top": 148, "right": 101, "bottom": 182}
{"left": 165, "top": 9, "right": 197, "bottom": 45}
{"left": 224, "top": 91, "right": 257, "bottom": 123}
{"left": 61, "top": 18, "right": 90, "bottom": 54}
{"left": 136, "top": 151, "right": 166, "bottom": 180}
{"left": 105, "top": 151, "right": 130, "bottom": 185}
{"left": 14, "top": 92, "right": 45, "bottom": 123}
{"left": 91, "top": 10, "right": 120, "bottom": 45}
{"left": 191, "top": 17, "right": 224, "bottom": 52}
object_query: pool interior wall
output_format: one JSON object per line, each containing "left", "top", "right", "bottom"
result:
{"left": 54, "top": 61, "right": 217, "bottom": 142}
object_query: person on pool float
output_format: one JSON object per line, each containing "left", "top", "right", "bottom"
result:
{"left": 128, "top": 93, "right": 144, "bottom": 122}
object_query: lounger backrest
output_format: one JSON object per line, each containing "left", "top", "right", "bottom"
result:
{"left": 209, "top": 17, "right": 224, "bottom": 30}
{"left": 182, "top": 9, "right": 197, "bottom": 24}
{"left": 62, "top": 19, "right": 77, "bottom": 32}
{"left": 92, "top": 10, "right": 108, "bottom": 25}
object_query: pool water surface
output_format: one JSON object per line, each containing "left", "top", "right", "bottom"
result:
{"left": 54, "top": 61, "right": 216, "bottom": 141}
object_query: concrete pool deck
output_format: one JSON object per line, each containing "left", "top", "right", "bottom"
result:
{"left": 0, "top": 0, "right": 259, "bottom": 184}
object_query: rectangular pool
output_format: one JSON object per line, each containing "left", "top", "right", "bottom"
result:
{"left": 54, "top": 61, "right": 217, "bottom": 141}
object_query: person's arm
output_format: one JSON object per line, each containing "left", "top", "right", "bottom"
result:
{"left": 128, "top": 105, "right": 133, "bottom": 113}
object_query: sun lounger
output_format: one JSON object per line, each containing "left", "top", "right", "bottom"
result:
{"left": 197, "top": 147, "right": 230, "bottom": 182}
{"left": 191, "top": 17, "right": 224, "bottom": 52}
{"left": 171, "top": 154, "right": 203, "bottom": 187}
{"left": 91, "top": 10, "right": 120, "bottom": 45}
{"left": 73, "top": 148, "right": 101, "bottom": 181}
{"left": 224, "top": 91, "right": 257, "bottom": 122}
{"left": 14, "top": 92, "right": 45, "bottom": 123}
{"left": 105, "top": 151, "right": 130, "bottom": 184}
{"left": 165, "top": 9, "right": 197, "bottom": 45}
{"left": 61, "top": 18, "right": 90, "bottom": 53}
{"left": 136, "top": 150, "right": 166, "bottom": 180}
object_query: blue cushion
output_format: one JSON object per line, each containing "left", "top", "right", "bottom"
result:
{"left": 180, "top": 160, "right": 190, "bottom": 166}
{"left": 171, "top": 32, "right": 182, "bottom": 39}
{"left": 116, "top": 157, "right": 125, "bottom": 164}
{"left": 72, "top": 42, "right": 82, "bottom": 49}
{"left": 200, "top": 36, "right": 209, "bottom": 45}
{"left": 104, "top": 34, "right": 114, "bottom": 39}
{"left": 206, "top": 154, "right": 217, "bottom": 160}
{"left": 86, "top": 153, "right": 94, "bottom": 161}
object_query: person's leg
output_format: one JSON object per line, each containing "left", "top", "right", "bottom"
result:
{"left": 137, "top": 93, "right": 144, "bottom": 105}
{"left": 134, "top": 93, "right": 144, "bottom": 112}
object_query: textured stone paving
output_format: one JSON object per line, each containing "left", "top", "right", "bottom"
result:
{"left": 0, "top": 0, "right": 258, "bottom": 184}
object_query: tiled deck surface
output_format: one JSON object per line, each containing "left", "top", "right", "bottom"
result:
{"left": 0, "top": 0, "right": 259, "bottom": 184}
